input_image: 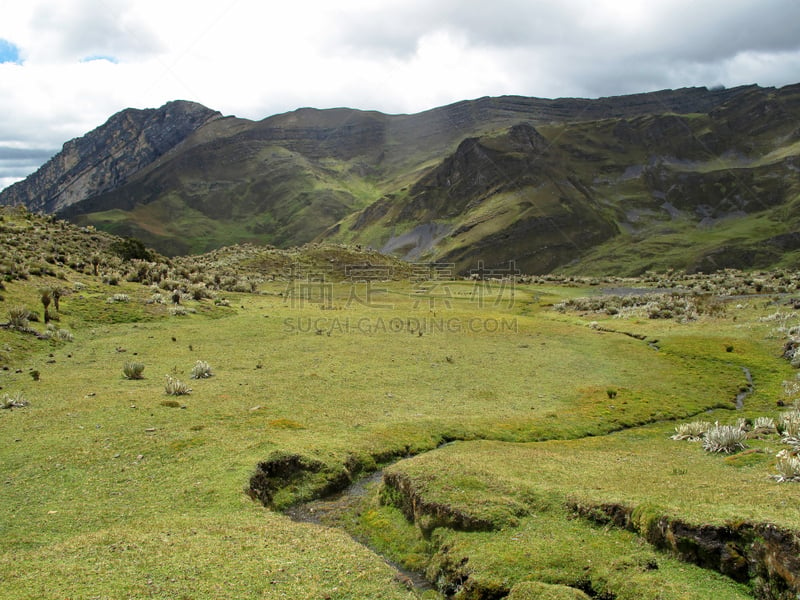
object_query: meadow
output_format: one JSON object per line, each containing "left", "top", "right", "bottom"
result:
{"left": 2, "top": 210, "right": 800, "bottom": 598}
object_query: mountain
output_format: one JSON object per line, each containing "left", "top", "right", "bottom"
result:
{"left": 2, "top": 84, "right": 799, "bottom": 273}
{"left": 0, "top": 101, "right": 221, "bottom": 215}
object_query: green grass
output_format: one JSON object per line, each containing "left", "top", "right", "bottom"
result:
{"left": 1, "top": 254, "right": 799, "bottom": 598}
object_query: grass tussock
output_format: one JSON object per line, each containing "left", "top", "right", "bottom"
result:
{"left": 702, "top": 424, "right": 747, "bottom": 454}
{"left": 189, "top": 360, "right": 213, "bottom": 379}
{"left": 164, "top": 375, "right": 191, "bottom": 396}
{"left": 122, "top": 361, "right": 145, "bottom": 380}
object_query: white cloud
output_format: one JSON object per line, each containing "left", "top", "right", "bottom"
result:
{"left": 27, "top": 0, "right": 164, "bottom": 63}
{"left": 1, "top": 0, "right": 799, "bottom": 191}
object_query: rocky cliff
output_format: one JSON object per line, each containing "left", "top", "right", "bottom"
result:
{"left": 0, "top": 100, "right": 221, "bottom": 213}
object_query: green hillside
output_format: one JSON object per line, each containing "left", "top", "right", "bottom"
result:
{"left": 6, "top": 85, "right": 799, "bottom": 274}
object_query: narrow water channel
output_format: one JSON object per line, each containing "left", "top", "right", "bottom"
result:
{"left": 736, "top": 366, "right": 753, "bottom": 409}
{"left": 284, "top": 471, "right": 436, "bottom": 595}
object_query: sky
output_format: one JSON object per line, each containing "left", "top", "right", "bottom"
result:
{"left": 1, "top": 0, "right": 800, "bottom": 192}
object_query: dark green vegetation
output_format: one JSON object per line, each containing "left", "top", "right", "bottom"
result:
{"left": 2, "top": 85, "right": 799, "bottom": 273}
{"left": 3, "top": 208, "right": 800, "bottom": 598}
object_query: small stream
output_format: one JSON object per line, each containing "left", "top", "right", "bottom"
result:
{"left": 735, "top": 366, "right": 754, "bottom": 409}
{"left": 284, "top": 471, "right": 436, "bottom": 595}
{"left": 274, "top": 363, "right": 757, "bottom": 597}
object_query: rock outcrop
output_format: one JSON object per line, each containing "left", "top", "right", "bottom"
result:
{"left": 0, "top": 100, "right": 221, "bottom": 213}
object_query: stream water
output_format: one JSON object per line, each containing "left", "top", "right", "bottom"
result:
{"left": 736, "top": 366, "right": 754, "bottom": 409}
{"left": 276, "top": 363, "right": 756, "bottom": 597}
{"left": 284, "top": 471, "right": 436, "bottom": 595}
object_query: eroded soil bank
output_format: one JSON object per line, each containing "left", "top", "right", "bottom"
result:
{"left": 248, "top": 445, "right": 800, "bottom": 600}
{"left": 569, "top": 501, "right": 800, "bottom": 600}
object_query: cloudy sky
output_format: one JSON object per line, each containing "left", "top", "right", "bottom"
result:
{"left": 1, "top": 0, "right": 799, "bottom": 191}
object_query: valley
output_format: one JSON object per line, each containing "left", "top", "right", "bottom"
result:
{"left": 2, "top": 208, "right": 800, "bottom": 598}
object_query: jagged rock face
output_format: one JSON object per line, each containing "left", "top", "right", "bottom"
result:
{"left": 0, "top": 100, "right": 221, "bottom": 213}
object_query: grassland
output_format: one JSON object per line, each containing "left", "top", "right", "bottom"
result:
{"left": 2, "top": 210, "right": 800, "bottom": 598}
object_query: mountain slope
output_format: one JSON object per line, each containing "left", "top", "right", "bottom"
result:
{"left": 2, "top": 84, "right": 799, "bottom": 273}
{"left": 0, "top": 101, "right": 222, "bottom": 214}
{"left": 326, "top": 83, "right": 800, "bottom": 274}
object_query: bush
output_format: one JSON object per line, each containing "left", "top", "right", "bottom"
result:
{"left": 773, "top": 449, "right": 800, "bottom": 482}
{"left": 42, "top": 324, "right": 74, "bottom": 342}
{"left": 190, "top": 360, "right": 213, "bottom": 379}
{"left": 107, "top": 294, "right": 130, "bottom": 303}
{"left": 110, "top": 237, "right": 153, "bottom": 262}
{"left": 7, "top": 306, "right": 31, "bottom": 329}
{"left": 670, "top": 420, "right": 711, "bottom": 441}
{"left": 751, "top": 416, "right": 777, "bottom": 436}
{"left": 190, "top": 286, "right": 211, "bottom": 301}
{"left": 703, "top": 424, "right": 747, "bottom": 453}
{"left": 123, "top": 362, "right": 145, "bottom": 380}
{"left": 1, "top": 392, "right": 28, "bottom": 409}
{"left": 164, "top": 375, "right": 191, "bottom": 396}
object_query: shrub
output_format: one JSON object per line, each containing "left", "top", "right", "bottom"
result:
{"left": 0, "top": 392, "right": 28, "bottom": 409}
{"left": 703, "top": 424, "right": 747, "bottom": 453}
{"left": 7, "top": 306, "right": 31, "bottom": 329}
{"left": 190, "top": 360, "right": 213, "bottom": 379}
{"left": 107, "top": 293, "right": 130, "bottom": 303}
{"left": 670, "top": 420, "right": 711, "bottom": 441}
{"left": 42, "top": 324, "right": 74, "bottom": 342}
{"left": 779, "top": 410, "right": 800, "bottom": 444}
{"left": 110, "top": 237, "right": 153, "bottom": 262}
{"left": 164, "top": 375, "right": 191, "bottom": 396}
{"left": 123, "top": 362, "right": 145, "bottom": 380}
{"left": 751, "top": 416, "right": 777, "bottom": 435}
{"left": 190, "top": 286, "right": 211, "bottom": 301}
{"left": 773, "top": 449, "right": 800, "bottom": 482}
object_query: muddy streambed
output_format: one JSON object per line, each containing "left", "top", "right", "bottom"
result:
{"left": 284, "top": 470, "right": 435, "bottom": 595}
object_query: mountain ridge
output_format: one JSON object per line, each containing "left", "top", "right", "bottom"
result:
{"left": 0, "top": 100, "right": 222, "bottom": 213}
{"left": 2, "top": 84, "right": 799, "bottom": 274}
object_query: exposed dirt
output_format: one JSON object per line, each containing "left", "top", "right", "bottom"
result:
{"left": 382, "top": 470, "right": 500, "bottom": 536}
{"left": 249, "top": 430, "right": 798, "bottom": 599}
{"left": 247, "top": 451, "right": 350, "bottom": 507}
{"left": 570, "top": 501, "right": 800, "bottom": 599}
